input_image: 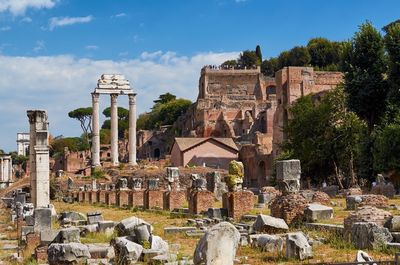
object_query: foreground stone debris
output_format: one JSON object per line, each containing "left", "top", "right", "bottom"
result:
{"left": 48, "top": 243, "right": 91, "bottom": 265}
{"left": 286, "top": 232, "right": 313, "bottom": 260}
{"left": 252, "top": 214, "right": 289, "bottom": 233}
{"left": 193, "top": 221, "right": 240, "bottom": 265}
{"left": 112, "top": 237, "right": 143, "bottom": 264}
{"left": 351, "top": 222, "right": 393, "bottom": 249}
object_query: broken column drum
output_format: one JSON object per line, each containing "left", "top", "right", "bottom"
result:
{"left": 91, "top": 74, "right": 137, "bottom": 166}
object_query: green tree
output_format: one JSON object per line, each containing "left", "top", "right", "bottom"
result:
{"left": 255, "top": 45, "right": 262, "bottom": 62}
{"left": 344, "top": 22, "right": 387, "bottom": 132}
{"left": 343, "top": 22, "right": 388, "bottom": 182}
{"left": 102, "top": 107, "right": 129, "bottom": 138}
{"left": 261, "top": 58, "right": 279, "bottom": 77}
{"left": 307, "top": 38, "right": 341, "bottom": 70}
{"left": 68, "top": 107, "right": 92, "bottom": 142}
{"left": 50, "top": 137, "right": 89, "bottom": 156}
{"left": 238, "top": 50, "right": 261, "bottom": 68}
{"left": 287, "top": 46, "right": 311, "bottom": 66}
{"left": 282, "top": 87, "right": 365, "bottom": 188}
{"left": 374, "top": 124, "right": 400, "bottom": 174}
{"left": 153, "top": 92, "right": 176, "bottom": 105}
{"left": 221, "top": 59, "right": 237, "bottom": 67}
{"left": 384, "top": 21, "right": 400, "bottom": 112}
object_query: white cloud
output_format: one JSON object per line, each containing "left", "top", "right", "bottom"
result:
{"left": 0, "top": 26, "right": 10, "bottom": 31}
{"left": 49, "top": 15, "right": 93, "bottom": 30}
{"left": 0, "top": 0, "right": 55, "bottom": 16}
{"left": 33, "top": 40, "right": 45, "bottom": 52}
{"left": 0, "top": 51, "right": 238, "bottom": 152}
{"left": 85, "top": 45, "right": 98, "bottom": 50}
{"left": 111, "top": 12, "right": 126, "bottom": 18}
{"left": 21, "top": 16, "right": 32, "bottom": 23}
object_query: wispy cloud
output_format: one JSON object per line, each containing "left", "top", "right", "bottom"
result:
{"left": 111, "top": 12, "right": 126, "bottom": 18}
{"left": 0, "top": 26, "right": 11, "bottom": 31}
{"left": 0, "top": 51, "right": 239, "bottom": 151}
{"left": 48, "top": 15, "right": 94, "bottom": 30}
{"left": 235, "top": 0, "right": 248, "bottom": 2}
{"left": 33, "top": 40, "right": 45, "bottom": 52}
{"left": 0, "top": 0, "right": 56, "bottom": 16}
{"left": 85, "top": 45, "right": 98, "bottom": 50}
{"left": 20, "top": 17, "right": 32, "bottom": 23}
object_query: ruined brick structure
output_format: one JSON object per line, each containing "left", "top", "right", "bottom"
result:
{"left": 183, "top": 66, "right": 342, "bottom": 188}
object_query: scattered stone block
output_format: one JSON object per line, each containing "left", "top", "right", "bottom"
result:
{"left": 87, "top": 243, "right": 114, "bottom": 259}
{"left": 134, "top": 224, "right": 151, "bottom": 243}
{"left": 351, "top": 222, "right": 392, "bottom": 249}
{"left": 150, "top": 235, "right": 169, "bottom": 254}
{"left": 346, "top": 194, "right": 389, "bottom": 210}
{"left": 304, "top": 203, "right": 333, "bottom": 222}
{"left": 193, "top": 222, "right": 240, "bottom": 265}
{"left": 87, "top": 212, "right": 103, "bottom": 224}
{"left": 116, "top": 216, "right": 153, "bottom": 237}
{"left": 222, "top": 190, "right": 254, "bottom": 221}
{"left": 322, "top": 185, "right": 339, "bottom": 198}
{"left": 112, "top": 237, "right": 143, "bottom": 264}
{"left": 57, "top": 227, "right": 81, "bottom": 243}
{"left": 371, "top": 183, "right": 395, "bottom": 199}
{"left": 286, "top": 232, "right": 313, "bottom": 260}
{"left": 47, "top": 243, "right": 91, "bottom": 265}
{"left": 98, "top": 221, "right": 115, "bottom": 236}
{"left": 33, "top": 207, "right": 52, "bottom": 233}
{"left": 207, "top": 208, "right": 228, "bottom": 219}
{"left": 252, "top": 214, "right": 289, "bottom": 233}
{"left": 164, "top": 226, "right": 197, "bottom": 234}
{"left": 276, "top": 159, "right": 301, "bottom": 194}
{"left": 35, "top": 245, "right": 48, "bottom": 262}
{"left": 356, "top": 250, "right": 374, "bottom": 262}
{"left": 40, "top": 229, "right": 60, "bottom": 245}
{"left": 254, "top": 234, "right": 283, "bottom": 252}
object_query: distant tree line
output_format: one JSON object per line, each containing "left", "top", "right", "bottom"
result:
{"left": 280, "top": 20, "right": 400, "bottom": 188}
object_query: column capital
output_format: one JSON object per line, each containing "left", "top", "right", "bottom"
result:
{"left": 91, "top": 92, "right": 100, "bottom": 102}
{"left": 128, "top": 94, "right": 136, "bottom": 105}
{"left": 110, "top": 93, "right": 118, "bottom": 103}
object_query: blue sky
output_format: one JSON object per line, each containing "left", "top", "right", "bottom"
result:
{"left": 0, "top": 0, "right": 399, "bottom": 152}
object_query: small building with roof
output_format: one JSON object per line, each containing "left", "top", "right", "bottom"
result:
{"left": 170, "top": 137, "right": 238, "bottom": 169}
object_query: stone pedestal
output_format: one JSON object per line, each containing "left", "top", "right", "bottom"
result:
{"left": 90, "top": 190, "right": 98, "bottom": 203}
{"left": 116, "top": 190, "right": 130, "bottom": 207}
{"left": 84, "top": 191, "right": 91, "bottom": 203}
{"left": 189, "top": 191, "right": 214, "bottom": 215}
{"left": 128, "top": 190, "right": 144, "bottom": 208}
{"left": 164, "top": 190, "right": 186, "bottom": 211}
{"left": 222, "top": 190, "right": 255, "bottom": 221}
{"left": 97, "top": 190, "right": 107, "bottom": 204}
{"left": 106, "top": 190, "right": 117, "bottom": 206}
{"left": 78, "top": 191, "right": 85, "bottom": 202}
{"left": 144, "top": 190, "right": 164, "bottom": 209}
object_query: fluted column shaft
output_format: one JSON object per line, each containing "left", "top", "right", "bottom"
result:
{"left": 128, "top": 94, "right": 137, "bottom": 165}
{"left": 91, "top": 93, "right": 100, "bottom": 166}
{"left": 110, "top": 94, "right": 119, "bottom": 166}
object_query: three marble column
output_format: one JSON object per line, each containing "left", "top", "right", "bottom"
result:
{"left": 91, "top": 93, "right": 137, "bottom": 167}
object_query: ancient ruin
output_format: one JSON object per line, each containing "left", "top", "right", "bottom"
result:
{"left": 91, "top": 74, "right": 137, "bottom": 167}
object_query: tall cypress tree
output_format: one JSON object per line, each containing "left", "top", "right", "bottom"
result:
{"left": 255, "top": 45, "right": 262, "bottom": 62}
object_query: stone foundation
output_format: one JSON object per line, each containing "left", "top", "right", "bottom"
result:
{"left": 26, "top": 232, "right": 40, "bottom": 249}
{"left": 144, "top": 190, "right": 164, "bottom": 209}
{"left": 222, "top": 190, "right": 255, "bottom": 221}
{"left": 90, "top": 191, "right": 98, "bottom": 203}
{"left": 163, "top": 190, "right": 187, "bottom": 211}
{"left": 78, "top": 191, "right": 85, "bottom": 202}
{"left": 105, "top": 191, "right": 117, "bottom": 206}
{"left": 371, "top": 183, "right": 395, "bottom": 199}
{"left": 270, "top": 194, "right": 308, "bottom": 225}
{"left": 97, "top": 190, "right": 107, "bottom": 204}
{"left": 84, "top": 191, "right": 91, "bottom": 202}
{"left": 189, "top": 190, "right": 214, "bottom": 214}
{"left": 128, "top": 190, "right": 144, "bottom": 208}
{"left": 116, "top": 190, "right": 130, "bottom": 207}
